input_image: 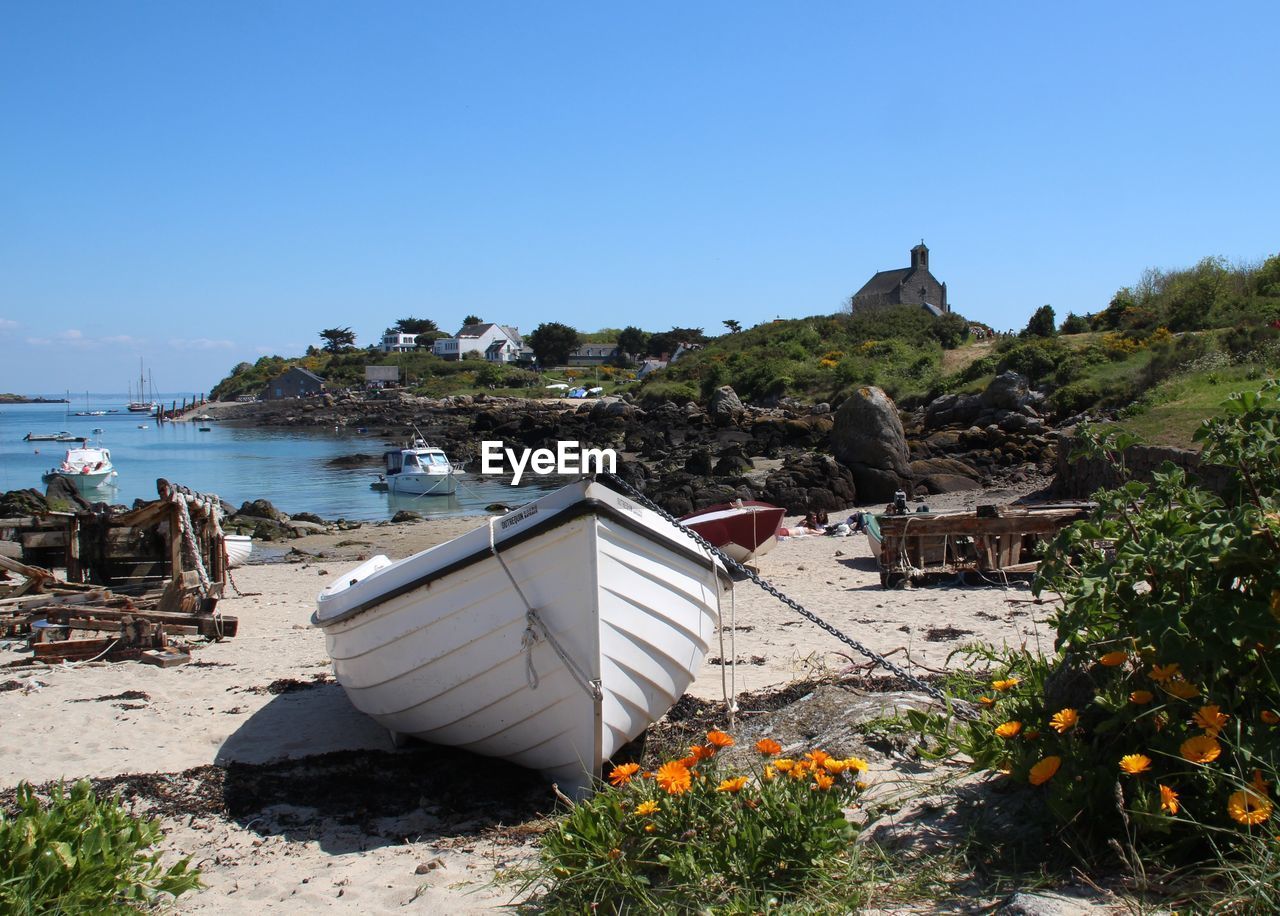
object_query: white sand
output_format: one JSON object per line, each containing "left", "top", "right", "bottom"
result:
{"left": 0, "top": 495, "right": 1054, "bottom": 913}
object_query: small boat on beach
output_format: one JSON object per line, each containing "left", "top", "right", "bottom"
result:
{"left": 679, "top": 500, "right": 785, "bottom": 563}
{"left": 314, "top": 478, "right": 729, "bottom": 791}
{"left": 379, "top": 439, "right": 457, "bottom": 496}
{"left": 224, "top": 534, "right": 253, "bottom": 568}
{"left": 41, "top": 439, "right": 118, "bottom": 491}
{"left": 23, "top": 431, "right": 76, "bottom": 442}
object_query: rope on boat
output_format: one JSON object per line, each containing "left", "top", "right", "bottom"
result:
{"left": 487, "top": 517, "right": 603, "bottom": 702}
{"left": 600, "top": 473, "right": 971, "bottom": 718}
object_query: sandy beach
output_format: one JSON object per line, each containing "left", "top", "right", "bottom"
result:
{"left": 0, "top": 485, "right": 1053, "bottom": 913}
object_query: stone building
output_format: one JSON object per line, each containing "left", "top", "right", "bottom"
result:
{"left": 850, "top": 242, "right": 949, "bottom": 315}
{"left": 261, "top": 367, "right": 325, "bottom": 400}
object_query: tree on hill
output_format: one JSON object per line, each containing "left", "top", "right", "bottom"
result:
{"left": 319, "top": 327, "right": 357, "bottom": 353}
{"left": 1059, "top": 312, "right": 1090, "bottom": 334}
{"left": 646, "top": 327, "right": 706, "bottom": 358}
{"left": 392, "top": 317, "right": 443, "bottom": 339}
{"left": 1021, "top": 305, "right": 1057, "bottom": 338}
{"left": 526, "top": 322, "right": 580, "bottom": 366}
{"left": 722, "top": 319, "right": 742, "bottom": 334}
{"left": 616, "top": 326, "right": 649, "bottom": 361}
{"left": 463, "top": 314, "right": 483, "bottom": 327}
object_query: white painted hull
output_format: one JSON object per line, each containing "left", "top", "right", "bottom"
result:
{"left": 224, "top": 534, "right": 253, "bottom": 568}
{"left": 44, "top": 469, "right": 118, "bottom": 491}
{"left": 314, "top": 479, "right": 726, "bottom": 791}
{"left": 386, "top": 471, "right": 457, "bottom": 496}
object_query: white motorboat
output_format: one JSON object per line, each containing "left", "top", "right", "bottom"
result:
{"left": 380, "top": 439, "right": 457, "bottom": 496}
{"left": 314, "top": 478, "right": 729, "bottom": 791}
{"left": 224, "top": 534, "right": 253, "bottom": 568}
{"left": 42, "top": 440, "right": 118, "bottom": 491}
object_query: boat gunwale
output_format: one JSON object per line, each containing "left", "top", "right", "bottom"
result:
{"left": 313, "top": 490, "right": 730, "bottom": 627}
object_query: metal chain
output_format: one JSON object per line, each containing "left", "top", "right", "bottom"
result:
{"left": 599, "top": 473, "right": 971, "bottom": 717}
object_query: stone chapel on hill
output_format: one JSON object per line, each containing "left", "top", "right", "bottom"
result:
{"left": 850, "top": 242, "right": 949, "bottom": 315}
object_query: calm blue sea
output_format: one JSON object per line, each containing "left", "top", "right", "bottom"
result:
{"left": 0, "top": 396, "right": 561, "bottom": 520}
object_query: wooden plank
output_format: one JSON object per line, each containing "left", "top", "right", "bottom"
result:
{"left": 44, "top": 606, "right": 237, "bottom": 638}
{"left": 0, "top": 554, "right": 56, "bottom": 582}
{"left": 20, "top": 530, "right": 68, "bottom": 549}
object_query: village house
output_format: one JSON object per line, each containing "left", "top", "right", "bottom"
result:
{"left": 364, "top": 365, "right": 400, "bottom": 389}
{"left": 850, "top": 242, "right": 949, "bottom": 315}
{"left": 261, "top": 366, "right": 325, "bottom": 400}
{"left": 432, "top": 322, "right": 525, "bottom": 362}
{"left": 379, "top": 331, "right": 420, "bottom": 353}
{"left": 567, "top": 343, "right": 619, "bottom": 366}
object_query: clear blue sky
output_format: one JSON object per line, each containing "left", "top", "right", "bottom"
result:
{"left": 2, "top": 1, "right": 1276, "bottom": 393}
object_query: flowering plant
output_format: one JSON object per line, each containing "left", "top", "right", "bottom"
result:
{"left": 530, "top": 730, "right": 869, "bottom": 911}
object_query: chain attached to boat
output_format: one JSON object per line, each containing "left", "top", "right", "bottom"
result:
{"left": 488, "top": 518, "right": 603, "bottom": 702}
{"left": 599, "top": 473, "right": 970, "bottom": 717}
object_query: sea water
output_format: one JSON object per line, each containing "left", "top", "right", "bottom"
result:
{"left": 0, "top": 396, "right": 563, "bottom": 520}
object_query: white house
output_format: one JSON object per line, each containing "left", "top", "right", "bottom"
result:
{"left": 380, "top": 331, "right": 419, "bottom": 353}
{"left": 433, "top": 323, "right": 524, "bottom": 362}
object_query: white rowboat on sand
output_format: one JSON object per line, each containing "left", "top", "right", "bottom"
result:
{"left": 314, "top": 478, "right": 729, "bottom": 792}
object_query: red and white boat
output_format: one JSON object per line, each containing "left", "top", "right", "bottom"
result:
{"left": 679, "top": 500, "right": 786, "bottom": 563}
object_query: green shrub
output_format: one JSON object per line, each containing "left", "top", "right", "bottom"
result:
{"left": 526, "top": 731, "right": 869, "bottom": 912}
{"left": 0, "top": 780, "right": 200, "bottom": 914}
{"left": 942, "top": 386, "right": 1280, "bottom": 861}
{"left": 1047, "top": 379, "right": 1102, "bottom": 415}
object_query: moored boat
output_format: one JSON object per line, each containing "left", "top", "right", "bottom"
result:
{"left": 679, "top": 500, "right": 785, "bottom": 563}
{"left": 41, "top": 439, "right": 118, "bottom": 491}
{"left": 314, "top": 478, "right": 729, "bottom": 791}
{"left": 380, "top": 439, "right": 457, "bottom": 496}
{"left": 224, "top": 534, "right": 253, "bottom": 568}
{"left": 23, "top": 431, "right": 76, "bottom": 442}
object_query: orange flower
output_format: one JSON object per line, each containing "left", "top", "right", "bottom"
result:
{"left": 755, "top": 738, "right": 782, "bottom": 756}
{"left": 1228, "top": 790, "right": 1273, "bottom": 826}
{"left": 995, "top": 721, "right": 1022, "bottom": 739}
{"left": 1252, "top": 769, "right": 1272, "bottom": 795}
{"left": 634, "top": 800, "right": 660, "bottom": 816}
{"left": 1129, "top": 690, "right": 1154, "bottom": 705}
{"left": 1149, "top": 663, "right": 1180, "bottom": 683}
{"left": 1159, "top": 784, "right": 1179, "bottom": 815}
{"left": 689, "top": 744, "right": 716, "bottom": 762}
{"left": 788, "top": 760, "right": 811, "bottom": 780}
{"left": 823, "top": 758, "right": 846, "bottom": 774}
{"left": 1029, "top": 756, "right": 1061, "bottom": 786}
{"left": 1179, "top": 735, "right": 1222, "bottom": 764}
{"left": 1163, "top": 679, "right": 1200, "bottom": 700}
{"left": 656, "top": 761, "right": 692, "bottom": 795}
{"left": 992, "top": 678, "right": 1020, "bottom": 692}
{"left": 643, "top": 823, "right": 656, "bottom": 833}
{"left": 978, "top": 696, "right": 996, "bottom": 707}
{"left": 706, "top": 730, "right": 735, "bottom": 749}
{"left": 1192, "top": 704, "right": 1230, "bottom": 736}
{"left": 807, "top": 750, "right": 831, "bottom": 769}
{"left": 1261, "top": 710, "right": 1280, "bottom": 725}
{"left": 608, "top": 763, "right": 641, "bottom": 787}
{"left": 1099, "top": 651, "right": 1128, "bottom": 667}
{"left": 1050, "top": 708, "right": 1079, "bottom": 733}
{"left": 607, "top": 847, "right": 622, "bottom": 861}
{"left": 716, "top": 776, "right": 748, "bottom": 794}
{"left": 812, "top": 771, "right": 834, "bottom": 791}
{"left": 762, "top": 765, "right": 777, "bottom": 782}
{"left": 1120, "top": 754, "right": 1152, "bottom": 775}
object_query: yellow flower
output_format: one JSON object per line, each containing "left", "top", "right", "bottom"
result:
{"left": 1261, "top": 710, "right": 1280, "bottom": 725}
{"left": 992, "top": 678, "right": 1021, "bottom": 692}
{"left": 716, "top": 776, "right": 748, "bottom": 794}
{"left": 656, "top": 761, "right": 692, "bottom": 795}
{"left": 789, "top": 760, "right": 811, "bottom": 780}
{"left": 755, "top": 738, "right": 782, "bottom": 756}
{"left": 995, "top": 721, "right": 1023, "bottom": 739}
{"left": 841, "top": 756, "right": 869, "bottom": 773}
{"left": 609, "top": 763, "right": 641, "bottom": 787}
{"left": 1099, "top": 651, "right": 1128, "bottom": 667}
{"left": 634, "top": 800, "right": 660, "bottom": 816}
{"left": 1163, "top": 679, "right": 1200, "bottom": 700}
{"left": 1228, "top": 790, "right": 1273, "bottom": 826}
{"left": 644, "top": 823, "right": 656, "bottom": 833}
{"left": 854, "top": 780, "right": 869, "bottom": 791}
{"left": 1120, "top": 754, "right": 1152, "bottom": 775}
{"left": 1029, "top": 756, "right": 1061, "bottom": 786}
{"left": 978, "top": 696, "right": 996, "bottom": 707}
{"left": 1050, "top": 708, "right": 1079, "bottom": 733}
{"left": 812, "top": 771, "right": 834, "bottom": 791}
{"left": 1129, "top": 690, "right": 1155, "bottom": 705}
{"left": 762, "top": 765, "right": 777, "bottom": 782}
{"left": 1149, "top": 663, "right": 1180, "bottom": 683}
{"left": 1159, "top": 784, "right": 1180, "bottom": 815}
{"left": 1192, "top": 704, "right": 1230, "bottom": 736}
{"left": 822, "top": 758, "right": 846, "bottom": 774}
{"left": 1179, "top": 735, "right": 1222, "bottom": 764}
{"left": 706, "top": 730, "right": 735, "bottom": 749}
{"left": 773, "top": 758, "right": 796, "bottom": 773}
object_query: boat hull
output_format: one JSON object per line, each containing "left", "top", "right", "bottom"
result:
{"left": 679, "top": 502, "right": 785, "bottom": 563}
{"left": 386, "top": 471, "right": 458, "bottom": 495}
{"left": 43, "top": 470, "right": 117, "bottom": 491}
{"left": 224, "top": 534, "right": 253, "bottom": 568}
{"left": 315, "top": 479, "right": 726, "bottom": 791}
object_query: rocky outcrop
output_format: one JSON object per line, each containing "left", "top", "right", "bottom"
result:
{"left": 707, "top": 386, "right": 744, "bottom": 425}
{"left": 831, "top": 386, "right": 912, "bottom": 502}
{"left": 923, "top": 372, "right": 1047, "bottom": 434}
{"left": 758, "top": 454, "right": 857, "bottom": 513}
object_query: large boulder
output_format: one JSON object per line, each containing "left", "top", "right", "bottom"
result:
{"left": 981, "top": 371, "right": 1031, "bottom": 411}
{"left": 707, "top": 386, "right": 744, "bottom": 424}
{"left": 831, "top": 386, "right": 912, "bottom": 502}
